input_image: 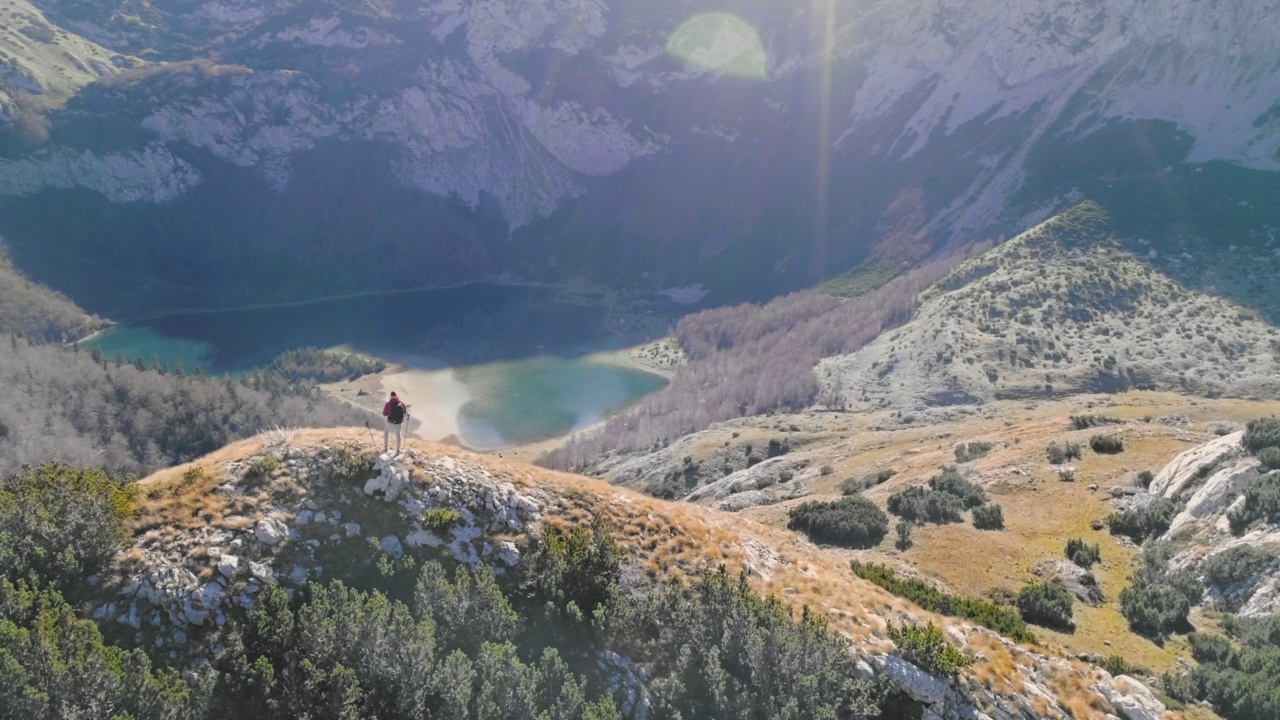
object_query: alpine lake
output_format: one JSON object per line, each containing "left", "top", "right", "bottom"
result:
{"left": 84, "top": 284, "right": 669, "bottom": 450}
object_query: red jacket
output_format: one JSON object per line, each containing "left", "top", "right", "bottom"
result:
{"left": 383, "top": 397, "right": 405, "bottom": 418}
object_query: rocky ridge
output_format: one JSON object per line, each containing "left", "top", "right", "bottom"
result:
{"left": 98, "top": 427, "right": 1168, "bottom": 720}
{"left": 818, "top": 203, "right": 1280, "bottom": 412}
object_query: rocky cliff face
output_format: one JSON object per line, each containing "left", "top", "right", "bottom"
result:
{"left": 0, "top": 0, "right": 1275, "bottom": 311}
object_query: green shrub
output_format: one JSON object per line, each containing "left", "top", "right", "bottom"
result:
{"left": 1119, "top": 582, "right": 1190, "bottom": 640}
{"left": 1228, "top": 472, "right": 1280, "bottom": 535}
{"left": 839, "top": 477, "right": 862, "bottom": 495}
{"left": 928, "top": 467, "right": 987, "bottom": 508}
{"left": 1259, "top": 447, "right": 1280, "bottom": 470}
{"left": 1071, "top": 415, "right": 1122, "bottom": 430}
{"left": 0, "top": 578, "right": 194, "bottom": 718}
{"left": 1243, "top": 416, "right": 1280, "bottom": 453}
{"left": 895, "top": 521, "right": 913, "bottom": 550}
{"left": 0, "top": 464, "right": 136, "bottom": 595}
{"left": 972, "top": 504, "right": 1005, "bottom": 530}
{"left": 1065, "top": 538, "right": 1102, "bottom": 569}
{"left": 888, "top": 468, "right": 987, "bottom": 525}
{"left": 532, "top": 518, "right": 623, "bottom": 617}
{"left": 1090, "top": 434, "right": 1125, "bottom": 454}
{"left": 954, "top": 441, "right": 994, "bottom": 464}
{"left": 851, "top": 562, "right": 1036, "bottom": 643}
{"left": 319, "top": 448, "right": 376, "bottom": 485}
{"left": 1099, "top": 654, "right": 1146, "bottom": 678}
{"left": 1202, "top": 545, "right": 1274, "bottom": 592}
{"left": 1047, "top": 441, "right": 1083, "bottom": 465}
{"left": 1108, "top": 498, "right": 1180, "bottom": 542}
{"left": 888, "top": 621, "right": 972, "bottom": 676}
{"left": 614, "top": 568, "right": 879, "bottom": 718}
{"left": 788, "top": 496, "right": 889, "bottom": 548}
{"left": 245, "top": 455, "right": 280, "bottom": 479}
{"left": 1016, "top": 582, "right": 1075, "bottom": 630}
{"left": 887, "top": 486, "right": 964, "bottom": 524}
{"left": 1188, "top": 632, "right": 1234, "bottom": 665}
{"left": 419, "top": 508, "right": 463, "bottom": 533}
{"left": 1137, "top": 470, "right": 1155, "bottom": 488}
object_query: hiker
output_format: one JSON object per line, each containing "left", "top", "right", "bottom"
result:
{"left": 382, "top": 391, "right": 408, "bottom": 453}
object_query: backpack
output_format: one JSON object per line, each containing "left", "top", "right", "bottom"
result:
{"left": 389, "top": 400, "right": 406, "bottom": 424}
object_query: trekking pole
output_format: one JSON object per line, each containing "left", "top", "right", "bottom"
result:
{"left": 364, "top": 419, "right": 377, "bottom": 450}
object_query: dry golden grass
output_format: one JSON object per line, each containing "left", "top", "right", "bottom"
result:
{"left": 129, "top": 402, "right": 1271, "bottom": 719}
{"left": 730, "top": 392, "right": 1280, "bottom": 684}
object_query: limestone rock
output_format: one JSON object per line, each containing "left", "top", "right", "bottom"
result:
{"left": 255, "top": 518, "right": 289, "bottom": 546}
{"left": 1094, "top": 676, "right": 1166, "bottom": 720}
{"left": 1032, "top": 559, "right": 1104, "bottom": 605}
{"left": 1150, "top": 430, "right": 1244, "bottom": 499}
{"left": 248, "top": 561, "right": 275, "bottom": 584}
{"left": 496, "top": 541, "right": 520, "bottom": 567}
{"left": 379, "top": 535, "right": 404, "bottom": 559}
{"left": 217, "top": 554, "right": 241, "bottom": 578}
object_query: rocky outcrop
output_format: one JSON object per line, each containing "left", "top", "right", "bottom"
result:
{"left": 0, "top": 146, "right": 200, "bottom": 202}
{"left": 1114, "top": 430, "right": 1280, "bottom": 619}
{"left": 1032, "top": 559, "right": 1105, "bottom": 606}
{"left": 101, "top": 442, "right": 543, "bottom": 659}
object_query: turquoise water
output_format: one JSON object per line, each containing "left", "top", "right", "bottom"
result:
{"left": 455, "top": 356, "right": 668, "bottom": 449}
{"left": 85, "top": 284, "right": 667, "bottom": 447}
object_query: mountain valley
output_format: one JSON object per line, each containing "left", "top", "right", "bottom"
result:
{"left": 3, "top": 2, "right": 1280, "bottom": 720}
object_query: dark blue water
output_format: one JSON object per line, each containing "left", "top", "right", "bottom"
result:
{"left": 86, "top": 284, "right": 608, "bottom": 373}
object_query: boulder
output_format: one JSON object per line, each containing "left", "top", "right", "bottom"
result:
{"left": 1094, "top": 676, "right": 1166, "bottom": 720}
{"left": 254, "top": 518, "right": 289, "bottom": 546}
{"left": 405, "top": 528, "right": 443, "bottom": 548}
{"left": 496, "top": 541, "right": 520, "bottom": 567}
{"left": 1032, "top": 559, "right": 1104, "bottom": 605}
{"left": 248, "top": 560, "right": 274, "bottom": 584}
{"left": 379, "top": 535, "right": 404, "bottom": 559}
{"left": 873, "top": 655, "right": 950, "bottom": 706}
{"left": 217, "top": 554, "right": 241, "bottom": 578}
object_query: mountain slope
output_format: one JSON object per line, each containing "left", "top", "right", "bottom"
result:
{"left": 97, "top": 427, "right": 1169, "bottom": 720}
{"left": 818, "top": 202, "right": 1280, "bottom": 411}
{"left": 0, "top": 1, "right": 1275, "bottom": 312}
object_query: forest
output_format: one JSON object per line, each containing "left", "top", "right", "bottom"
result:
{"left": 0, "top": 334, "right": 372, "bottom": 475}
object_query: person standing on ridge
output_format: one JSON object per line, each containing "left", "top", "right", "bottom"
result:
{"left": 382, "top": 391, "right": 408, "bottom": 454}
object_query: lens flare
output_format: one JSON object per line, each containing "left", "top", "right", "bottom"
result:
{"left": 666, "top": 13, "right": 768, "bottom": 79}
